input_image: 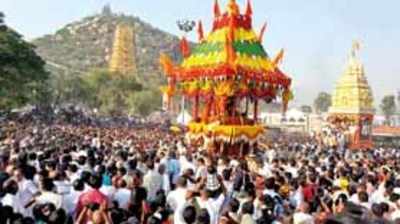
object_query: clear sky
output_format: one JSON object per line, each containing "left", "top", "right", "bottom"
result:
{"left": 1, "top": 0, "right": 399, "bottom": 106}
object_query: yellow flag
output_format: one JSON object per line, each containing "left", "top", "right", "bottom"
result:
{"left": 273, "top": 49, "right": 284, "bottom": 66}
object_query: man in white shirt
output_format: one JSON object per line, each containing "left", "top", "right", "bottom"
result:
{"left": 240, "top": 201, "right": 256, "bottom": 224}
{"left": 14, "top": 167, "right": 38, "bottom": 217}
{"left": 34, "top": 178, "right": 63, "bottom": 209}
{"left": 66, "top": 163, "right": 80, "bottom": 184}
{"left": 286, "top": 160, "right": 299, "bottom": 179}
{"left": 392, "top": 202, "right": 400, "bottom": 221}
{"left": 167, "top": 177, "right": 188, "bottom": 224}
{"left": 100, "top": 178, "right": 116, "bottom": 203}
{"left": 2, "top": 179, "right": 24, "bottom": 214}
{"left": 179, "top": 154, "right": 196, "bottom": 175}
{"left": 195, "top": 188, "right": 225, "bottom": 224}
{"left": 293, "top": 202, "right": 314, "bottom": 224}
{"left": 64, "top": 179, "right": 85, "bottom": 216}
{"left": 290, "top": 185, "right": 304, "bottom": 210}
{"left": 91, "top": 135, "right": 101, "bottom": 149}
{"left": 114, "top": 179, "right": 131, "bottom": 209}
{"left": 370, "top": 181, "right": 391, "bottom": 205}
{"left": 195, "top": 158, "right": 207, "bottom": 181}
{"left": 350, "top": 191, "right": 370, "bottom": 209}
{"left": 143, "top": 161, "right": 163, "bottom": 201}
{"left": 158, "top": 164, "right": 170, "bottom": 194}
{"left": 390, "top": 188, "right": 400, "bottom": 221}
{"left": 53, "top": 172, "right": 72, "bottom": 196}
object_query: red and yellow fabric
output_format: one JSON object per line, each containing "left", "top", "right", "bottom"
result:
{"left": 235, "top": 54, "right": 274, "bottom": 71}
{"left": 182, "top": 51, "right": 227, "bottom": 69}
{"left": 187, "top": 122, "right": 264, "bottom": 142}
{"left": 182, "top": 81, "right": 199, "bottom": 96}
{"left": 159, "top": 53, "right": 175, "bottom": 76}
{"left": 214, "top": 80, "right": 235, "bottom": 97}
{"left": 178, "top": 78, "right": 291, "bottom": 100}
{"left": 175, "top": 67, "right": 290, "bottom": 88}
{"left": 328, "top": 113, "right": 373, "bottom": 124}
{"left": 160, "top": 0, "right": 291, "bottom": 85}
{"left": 170, "top": 126, "right": 182, "bottom": 133}
{"left": 212, "top": 15, "right": 252, "bottom": 32}
{"left": 206, "top": 28, "right": 258, "bottom": 44}
{"left": 160, "top": 0, "right": 293, "bottom": 121}
{"left": 160, "top": 85, "right": 175, "bottom": 95}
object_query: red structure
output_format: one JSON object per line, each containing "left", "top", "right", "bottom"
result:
{"left": 160, "top": 0, "right": 292, "bottom": 156}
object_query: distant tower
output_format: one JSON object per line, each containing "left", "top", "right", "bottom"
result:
{"left": 329, "top": 41, "right": 375, "bottom": 149}
{"left": 109, "top": 23, "right": 137, "bottom": 76}
{"left": 102, "top": 4, "right": 112, "bottom": 16}
{"left": 397, "top": 90, "right": 400, "bottom": 111}
{"left": 330, "top": 41, "right": 374, "bottom": 114}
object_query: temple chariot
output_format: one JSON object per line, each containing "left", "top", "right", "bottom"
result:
{"left": 160, "top": 0, "right": 292, "bottom": 156}
{"left": 328, "top": 41, "right": 375, "bottom": 150}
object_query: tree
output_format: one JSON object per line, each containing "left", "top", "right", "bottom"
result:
{"left": 81, "top": 69, "right": 142, "bottom": 115}
{"left": 63, "top": 69, "right": 150, "bottom": 116}
{"left": 49, "top": 71, "right": 90, "bottom": 105}
{"left": 300, "top": 105, "right": 313, "bottom": 113}
{"left": 49, "top": 68, "right": 163, "bottom": 116}
{"left": 128, "top": 89, "right": 162, "bottom": 116}
{"left": 0, "top": 12, "right": 4, "bottom": 25}
{"left": 0, "top": 13, "right": 49, "bottom": 109}
{"left": 313, "top": 92, "right": 332, "bottom": 113}
{"left": 380, "top": 95, "right": 396, "bottom": 125}
{"left": 97, "top": 76, "right": 143, "bottom": 116}
{"left": 397, "top": 90, "right": 400, "bottom": 112}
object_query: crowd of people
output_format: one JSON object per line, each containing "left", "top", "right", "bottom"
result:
{"left": 0, "top": 116, "right": 400, "bottom": 224}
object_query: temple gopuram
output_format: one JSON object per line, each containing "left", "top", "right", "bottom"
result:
{"left": 329, "top": 41, "right": 375, "bottom": 149}
{"left": 109, "top": 24, "right": 137, "bottom": 75}
{"left": 160, "top": 0, "right": 292, "bottom": 156}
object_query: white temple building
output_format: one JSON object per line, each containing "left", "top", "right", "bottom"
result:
{"left": 260, "top": 108, "right": 327, "bottom": 133}
{"left": 176, "top": 110, "right": 192, "bottom": 125}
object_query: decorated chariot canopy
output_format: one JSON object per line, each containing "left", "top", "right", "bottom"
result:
{"left": 160, "top": 0, "right": 292, "bottom": 152}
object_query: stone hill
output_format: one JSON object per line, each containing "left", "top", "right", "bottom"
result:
{"left": 32, "top": 7, "right": 182, "bottom": 86}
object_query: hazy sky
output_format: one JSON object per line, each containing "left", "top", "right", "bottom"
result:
{"left": 1, "top": 0, "right": 399, "bottom": 106}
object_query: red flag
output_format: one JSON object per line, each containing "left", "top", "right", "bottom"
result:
{"left": 245, "top": 0, "right": 253, "bottom": 17}
{"left": 214, "top": 0, "right": 221, "bottom": 17}
{"left": 180, "top": 37, "right": 190, "bottom": 58}
{"left": 197, "top": 20, "right": 204, "bottom": 42}
{"left": 273, "top": 49, "right": 285, "bottom": 66}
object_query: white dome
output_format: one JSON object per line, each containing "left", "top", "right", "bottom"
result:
{"left": 284, "top": 108, "right": 306, "bottom": 122}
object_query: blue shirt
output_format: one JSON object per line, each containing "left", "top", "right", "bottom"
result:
{"left": 167, "top": 158, "right": 180, "bottom": 175}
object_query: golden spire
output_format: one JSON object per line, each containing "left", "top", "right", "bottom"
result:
{"left": 351, "top": 40, "right": 361, "bottom": 57}
{"left": 109, "top": 23, "right": 137, "bottom": 76}
{"left": 227, "top": 0, "right": 240, "bottom": 15}
{"left": 329, "top": 41, "right": 374, "bottom": 115}
{"left": 346, "top": 40, "right": 363, "bottom": 76}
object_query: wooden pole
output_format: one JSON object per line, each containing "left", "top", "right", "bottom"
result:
{"left": 220, "top": 141, "right": 224, "bottom": 155}
{"left": 253, "top": 99, "right": 258, "bottom": 122}
{"left": 193, "top": 95, "right": 199, "bottom": 120}
{"left": 240, "top": 141, "right": 244, "bottom": 158}
{"left": 245, "top": 97, "right": 249, "bottom": 115}
{"left": 231, "top": 97, "right": 236, "bottom": 117}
